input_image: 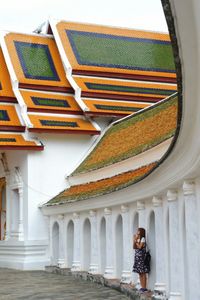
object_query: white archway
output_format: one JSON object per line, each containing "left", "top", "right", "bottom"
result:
{"left": 100, "top": 217, "right": 106, "bottom": 274}
{"left": 115, "top": 214, "right": 123, "bottom": 279}
{"left": 52, "top": 221, "right": 59, "bottom": 265}
{"left": 83, "top": 218, "right": 91, "bottom": 271}
{"left": 148, "top": 211, "right": 156, "bottom": 290}
{"left": 67, "top": 220, "right": 74, "bottom": 268}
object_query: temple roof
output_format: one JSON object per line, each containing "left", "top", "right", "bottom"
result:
{"left": 0, "top": 49, "right": 16, "bottom": 102}
{"left": 0, "top": 133, "right": 43, "bottom": 150}
{"left": 20, "top": 89, "right": 82, "bottom": 115}
{"left": 73, "top": 76, "right": 177, "bottom": 102}
{"left": 44, "top": 92, "right": 178, "bottom": 206}
{"left": 53, "top": 21, "right": 176, "bottom": 82}
{"left": 0, "top": 20, "right": 178, "bottom": 148}
{"left": 45, "top": 162, "right": 157, "bottom": 205}
{"left": 0, "top": 104, "right": 25, "bottom": 132}
{"left": 72, "top": 93, "right": 178, "bottom": 175}
{"left": 4, "top": 33, "right": 72, "bottom": 93}
{"left": 1, "top": 31, "right": 100, "bottom": 138}
{"left": 28, "top": 113, "right": 99, "bottom": 134}
{"left": 83, "top": 98, "right": 150, "bottom": 117}
{"left": 50, "top": 20, "right": 177, "bottom": 117}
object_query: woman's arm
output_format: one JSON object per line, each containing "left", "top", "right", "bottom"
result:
{"left": 133, "top": 234, "right": 137, "bottom": 249}
{"left": 133, "top": 235, "right": 145, "bottom": 249}
{"left": 136, "top": 240, "right": 145, "bottom": 249}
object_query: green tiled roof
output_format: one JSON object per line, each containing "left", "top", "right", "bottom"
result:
{"left": 67, "top": 30, "right": 176, "bottom": 72}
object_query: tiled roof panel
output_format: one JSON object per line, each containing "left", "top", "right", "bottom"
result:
{"left": 56, "top": 22, "right": 176, "bottom": 82}
{"left": 46, "top": 162, "right": 157, "bottom": 205}
{"left": 0, "top": 48, "right": 16, "bottom": 101}
{"left": 28, "top": 113, "right": 100, "bottom": 134}
{"left": 74, "top": 76, "right": 177, "bottom": 102}
{"left": 73, "top": 93, "right": 178, "bottom": 174}
{"left": 0, "top": 133, "right": 43, "bottom": 150}
{"left": 5, "top": 33, "right": 72, "bottom": 92}
{"left": 0, "top": 104, "right": 25, "bottom": 131}
{"left": 20, "top": 89, "right": 82, "bottom": 114}
{"left": 83, "top": 99, "right": 150, "bottom": 116}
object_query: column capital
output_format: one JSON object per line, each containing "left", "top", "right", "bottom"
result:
{"left": 18, "top": 187, "right": 23, "bottom": 196}
{"left": 167, "top": 189, "right": 178, "bottom": 202}
{"left": 73, "top": 212, "right": 80, "bottom": 219}
{"left": 121, "top": 204, "right": 129, "bottom": 213}
{"left": 183, "top": 180, "right": 195, "bottom": 195}
{"left": 104, "top": 207, "right": 112, "bottom": 215}
{"left": 152, "top": 196, "right": 162, "bottom": 207}
{"left": 89, "top": 210, "right": 97, "bottom": 217}
{"left": 58, "top": 214, "right": 64, "bottom": 220}
{"left": 137, "top": 201, "right": 145, "bottom": 210}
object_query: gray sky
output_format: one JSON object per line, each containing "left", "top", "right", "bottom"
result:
{"left": 0, "top": 0, "right": 168, "bottom": 33}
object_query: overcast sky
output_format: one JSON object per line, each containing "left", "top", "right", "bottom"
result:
{"left": 0, "top": 0, "right": 168, "bottom": 34}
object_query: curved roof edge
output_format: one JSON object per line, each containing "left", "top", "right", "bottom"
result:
{"left": 44, "top": 161, "right": 158, "bottom": 206}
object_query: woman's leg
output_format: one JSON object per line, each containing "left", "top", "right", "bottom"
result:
{"left": 139, "top": 273, "right": 147, "bottom": 289}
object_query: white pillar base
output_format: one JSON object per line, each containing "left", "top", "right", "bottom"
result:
{"left": 153, "top": 283, "right": 167, "bottom": 300}
{"left": 10, "top": 231, "right": 24, "bottom": 241}
{"left": 154, "top": 282, "right": 166, "bottom": 292}
{"left": 58, "top": 259, "right": 66, "bottom": 269}
{"left": 71, "top": 261, "right": 81, "bottom": 272}
{"left": 89, "top": 263, "right": 99, "bottom": 274}
{"left": 121, "top": 270, "right": 132, "bottom": 283}
{"left": 169, "top": 292, "right": 182, "bottom": 300}
{"left": 104, "top": 266, "right": 115, "bottom": 279}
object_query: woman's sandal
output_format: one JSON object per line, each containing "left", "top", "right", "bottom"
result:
{"left": 139, "top": 288, "right": 148, "bottom": 293}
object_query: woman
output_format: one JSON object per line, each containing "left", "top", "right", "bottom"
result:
{"left": 132, "top": 227, "right": 149, "bottom": 292}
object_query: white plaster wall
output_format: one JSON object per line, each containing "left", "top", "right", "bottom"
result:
{"left": 27, "top": 133, "right": 98, "bottom": 241}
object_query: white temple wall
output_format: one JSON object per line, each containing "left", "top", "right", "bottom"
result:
{"left": 0, "top": 132, "right": 100, "bottom": 270}
{"left": 27, "top": 133, "right": 98, "bottom": 241}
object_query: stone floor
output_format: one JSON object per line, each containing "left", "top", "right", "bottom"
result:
{"left": 0, "top": 268, "right": 129, "bottom": 300}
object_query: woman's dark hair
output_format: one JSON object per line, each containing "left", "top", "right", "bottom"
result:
{"left": 138, "top": 227, "right": 146, "bottom": 239}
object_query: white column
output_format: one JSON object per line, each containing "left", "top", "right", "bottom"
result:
{"left": 104, "top": 207, "right": 114, "bottom": 278}
{"left": 71, "top": 212, "right": 81, "bottom": 271}
{"left": 5, "top": 172, "right": 10, "bottom": 240}
{"left": 183, "top": 181, "right": 200, "bottom": 300}
{"left": 89, "top": 210, "right": 99, "bottom": 274}
{"left": 137, "top": 201, "right": 146, "bottom": 227}
{"left": 167, "top": 190, "right": 182, "bottom": 300}
{"left": 152, "top": 196, "right": 166, "bottom": 294}
{"left": 57, "top": 214, "right": 65, "bottom": 268}
{"left": 121, "top": 205, "right": 131, "bottom": 283}
{"left": 18, "top": 187, "right": 24, "bottom": 241}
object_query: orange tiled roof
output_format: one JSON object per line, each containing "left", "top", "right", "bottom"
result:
{"left": 73, "top": 93, "right": 178, "bottom": 174}
{"left": 20, "top": 89, "right": 82, "bottom": 115}
{"left": 0, "top": 104, "right": 25, "bottom": 132}
{"left": 74, "top": 76, "right": 177, "bottom": 102}
{"left": 83, "top": 98, "right": 150, "bottom": 117}
{"left": 55, "top": 21, "right": 176, "bottom": 82}
{"left": 28, "top": 113, "right": 100, "bottom": 134}
{"left": 4, "top": 33, "right": 73, "bottom": 93}
{"left": 0, "top": 133, "right": 43, "bottom": 150}
{"left": 45, "top": 162, "right": 157, "bottom": 205}
{"left": 0, "top": 48, "right": 16, "bottom": 102}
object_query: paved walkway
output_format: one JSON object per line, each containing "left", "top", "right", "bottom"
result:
{"left": 0, "top": 269, "right": 129, "bottom": 300}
